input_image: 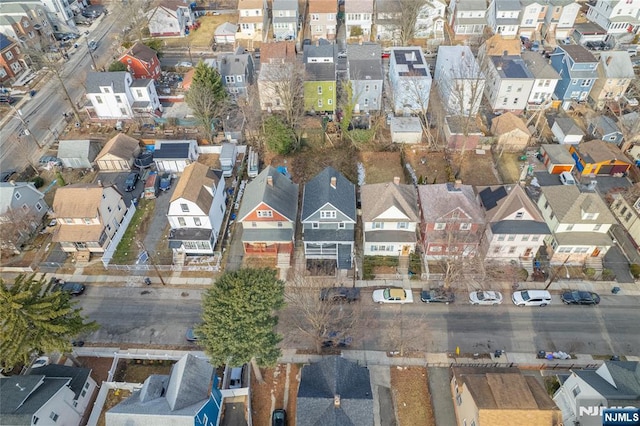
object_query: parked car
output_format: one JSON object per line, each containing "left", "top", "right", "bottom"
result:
{"left": 559, "top": 171, "right": 575, "bottom": 185}
{"left": 0, "top": 94, "right": 15, "bottom": 104}
{"left": 185, "top": 328, "right": 200, "bottom": 342}
{"left": 159, "top": 173, "right": 172, "bottom": 191}
{"left": 420, "top": 289, "right": 455, "bottom": 304}
{"left": 512, "top": 290, "right": 551, "bottom": 307}
{"left": 176, "top": 61, "right": 193, "bottom": 68}
{"left": 272, "top": 409, "right": 286, "bottom": 426}
{"left": 0, "top": 168, "right": 17, "bottom": 182}
{"left": 320, "top": 286, "right": 360, "bottom": 303}
{"left": 372, "top": 288, "right": 414, "bottom": 304}
{"left": 39, "top": 155, "right": 61, "bottom": 165}
{"left": 52, "top": 278, "right": 86, "bottom": 296}
{"left": 124, "top": 172, "right": 139, "bottom": 192}
{"left": 561, "top": 290, "right": 600, "bottom": 305}
{"left": 469, "top": 290, "right": 503, "bottom": 305}
{"left": 88, "top": 40, "right": 98, "bottom": 51}
{"left": 337, "top": 50, "right": 347, "bottom": 59}
{"left": 31, "top": 356, "right": 51, "bottom": 369}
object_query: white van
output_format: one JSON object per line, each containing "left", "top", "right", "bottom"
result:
{"left": 512, "top": 290, "right": 552, "bottom": 307}
{"left": 229, "top": 367, "right": 243, "bottom": 389}
{"left": 559, "top": 171, "right": 576, "bottom": 185}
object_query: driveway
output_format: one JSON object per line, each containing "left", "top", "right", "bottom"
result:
{"left": 595, "top": 176, "right": 631, "bottom": 195}
{"left": 95, "top": 171, "right": 143, "bottom": 207}
{"left": 604, "top": 245, "right": 634, "bottom": 283}
{"left": 142, "top": 182, "right": 176, "bottom": 257}
{"left": 427, "top": 367, "right": 457, "bottom": 426}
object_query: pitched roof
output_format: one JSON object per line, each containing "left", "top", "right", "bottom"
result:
{"left": 0, "top": 181, "right": 45, "bottom": 215}
{"left": 577, "top": 140, "right": 632, "bottom": 165}
{"left": 27, "top": 364, "right": 92, "bottom": 399}
{"left": 215, "top": 21, "right": 237, "bottom": 35}
{"left": 122, "top": 42, "right": 158, "bottom": 64}
{"left": 304, "top": 44, "right": 337, "bottom": 81}
{"left": 599, "top": 51, "right": 635, "bottom": 79}
{"left": 301, "top": 166, "right": 356, "bottom": 222}
{"left": 490, "top": 55, "right": 534, "bottom": 79}
{"left": 0, "top": 375, "right": 71, "bottom": 425}
{"left": 96, "top": 133, "right": 140, "bottom": 161}
{"left": 0, "top": 33, "right": 17, "bottom": 51}
{"left": 86, "top": 71, "right": 130, "bottom": 94}
{"left": 552, "top": 117, "right": 583, "bottom": 136}
{"left": 170, "top": 162, "right": 222, "bottom": 214}
{"left": 417, "top": 183, "right": 485, "bottom": 223}
{"left": 53, "top": 184, "right": 108, "bottom": 218}
{"left": 296, "top": 356, "right": 373, "bottom": 426}
{"left": 309, "top": 0, "right": 337, "bottom": 13}
{"left": 361, "top": 182, "right": 419, "bottom": 222}
{"left": 238, "top": 0, "right": 265, "bottom": 9}
{"left": 238, "top": 166, "right": 299, "bottom": 221}
{"left": 573, "top": 361, "right": 640, "bottom": 400}
{"left": 540, "top": 185, "right": 616, "bottom": 224}
{"left": 260, "top": 41, "right": 297, "bottom": 63}
{"left": 521, "top": 51, "right": 561, "bottom": 80}
{"left": 347, "top": 43, "right": 383, "bottom": 80}
{"left": 482, "top": 35, "right": 521, "bottom": 57}
{"left": 219, "top": 51, "right": 252, "bottom": 76}
{"left": 591, "top": 115, "right": 621, "bottom": 137}
{"left": 491, "top": 112, "right": 531, "bottom": 136}
{"left": 559, "top": 44, "right": 598, "bottom": 63}
{"left": 53, "top": 223, "right": 104, "bottom": 243}
{"left": 478, "top": 184, "right": 544, "bottom": 223}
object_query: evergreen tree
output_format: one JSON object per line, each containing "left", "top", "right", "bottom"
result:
{"left": 185, "top": 61, "right": 227, "bottom": 142}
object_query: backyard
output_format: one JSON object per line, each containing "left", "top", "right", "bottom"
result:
{"left": 449, "top": 151, "right": 502, "bottom": 186}
{"left": 391, "top": 366, "right": 436, "bottom": 426}
{"left": 250, "top": 364, "right": 300, "bottom": 426}
{"left": 360, "top": 151, "right": 404, "bottom": 184}
{"left": 162, "top": 15, "right": 237, "bottom": 49}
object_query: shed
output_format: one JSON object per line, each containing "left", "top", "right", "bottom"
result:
{"left": 152, "top": 139, "right": 199, "bottom": 173}
{"left": 57, "top": 139, "right": 100, "bottom": 169}
{"left": 95, "top": 134, "right": 141, "bottom": 171}
{"left": 214, "top": 22, "right": 237, "bottom": 45}
{"left": 444, "top": 116, "right": 484, "bottom": 151}
{"left": 220, "top": 142, "right": 238, "bottom": 177}
{"left": 390, "top": 117, "right": 423, "bottom": 144}
{"left": 569, "top": 140, "right": 632, "bottom": 176}
{"left": 490, "top": 112, "right": 531, "bottom": 152}
{"left": 588, "top": 115, "right": 623, "bottom": 146}
{"left": 540, "top": 144, "right": 575, "bottom": 174}
{"left": 550, "top": 117, "right": 584, "bottom": 145}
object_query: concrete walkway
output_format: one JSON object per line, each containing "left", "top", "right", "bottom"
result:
{"left": 427, "top": 367, "right": 457, "bottom": 426}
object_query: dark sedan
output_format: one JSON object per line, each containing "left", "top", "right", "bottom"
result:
{"left": 561, "top": 291, "right": 600, "bottom": 305}
{"left": 420, "top": 289, "right": 455, "bottom": 304}
{"left": 320, "top": 286, "right": 360, "bottom": 303}
{"left": 52, "top": 279, "right": 86, "bottom": 296}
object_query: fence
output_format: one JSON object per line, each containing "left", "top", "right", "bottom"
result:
{"left": 101, "top": 204, "right": 137, "bottom": 267}
{"left": 103, "top": 252, "right": 222, "bottom": 272}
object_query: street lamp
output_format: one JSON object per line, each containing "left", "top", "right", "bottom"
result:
{"left": 9, "top": 105, "right": 42, "bottom": 149}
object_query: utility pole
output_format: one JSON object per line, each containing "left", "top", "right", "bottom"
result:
{"left": 86, "top": 38, "right": 98, "bottom": 71}
{"left": 10, "top": 105, "right": 42, "bottom": 149}
{"left": 544, "top": 256, "right": 571, "bottom": 290}
{"left": 137, "top": 240, "right": 166, "bottom": 286}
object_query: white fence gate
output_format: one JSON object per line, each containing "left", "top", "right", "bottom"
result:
{"left": 101, "top": 204, "right": 137, "bottom": 267}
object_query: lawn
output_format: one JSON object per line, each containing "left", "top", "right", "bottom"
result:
{"left": 162, "top": 15, "right": 237, "bottom": 49}
{"left": 404, "top": 148, "right": 452, "bottom": 185}
{"left": 110, "top": 199, "right": 155, "bottom": 264}
{"left": 495, "top": 152, "right": 525, "bottom": 184}
{"left": 360, "top": 151, "right": 404, "bottom": 184}
{"left": 113, "top": 358, "right": 175, "bottom": 383}
{"left": 449, "top": 151, "right": 501, "bottom": 186}
{"left": 391, "top": 366, "right": 436, "bottom": 426}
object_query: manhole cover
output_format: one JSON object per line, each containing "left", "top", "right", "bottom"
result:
{"left": 181, "top": 292, "right": 189, "bottom": 297}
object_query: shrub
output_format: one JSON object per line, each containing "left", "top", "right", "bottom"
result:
{"left": 584, "top": 268, "right": 596, "bottom": 279}
{"left": 630, "top": 264, "right": 640, "bottom": 279}
{"left": 602, "top": 269, "right": 615, "bottom": 281}
{"left": 30, "top": 176, "right": 44, "bottom": 188}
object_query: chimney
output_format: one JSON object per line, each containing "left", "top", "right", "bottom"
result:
{"left": 454, "top": 179, "right": 462, "bottom": 189}
{"left": 393, "top": 176, "right": 400, "bottom": 185}
{"left": 330, "top": 176, "right": 337, "bottom": 189}
{"left": 267, "top": 176, "right": 273, "bottom": 187}
{"left": 97, "top": 179, "right": 102, "bottom": 187}
{"left": 334, "top": 395, "right": 341, "bottom": 408}
{"left": 606, "top": 56, "right": 612, "bottom": 66}
{"left": 9, "top": 180, "right": 16, "bottom": 186}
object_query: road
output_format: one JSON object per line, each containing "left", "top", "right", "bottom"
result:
{"left": 76, "top": 286, "right": 640, "bottom": 356}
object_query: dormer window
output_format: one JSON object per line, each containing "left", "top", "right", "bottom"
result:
{"left": 515, "top": 211, "right": 524, "bottom": 219}
{"left": 103, "top": 87, "right": 111, "bottom": 93}
{"left": 320, "top": 210, "right": 336, "bottom": 219}
{"left": 581, "top": 211, "right": 599, "bottom": 220}
{"left": 257, "top": 210, "right": 273, "bottom": 217}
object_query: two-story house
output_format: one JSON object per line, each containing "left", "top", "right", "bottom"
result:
{"left": 448, "top": 0, "right": 488, "bottom": 40}
{"left": 301, "top": 167, "right": 356, "bottom": 273}
{"left": 0, "top": 34, "right": 26, "bottom": 85}
{"left": 308, "top": 0, "right": 337, "bottom": 41}
{"left": 40, "top": 0, "right": 80, "bottom": 29}
{"left": 418, "top": 182, "right": 485, "bottom": 259}
{"left": 536, "top": 185, "right": 616, "bottom": 264}
{"left": 589, "top": 51, "right": 635, "bottom": 111}
{"left": 237, "top": 0, "right": 268, "bottom": 43}
{"left": 521, "top": 51, "right": 560, "bottom": 109}
{"left": 346, "top": 42, "right": 383, "bottom": 112}
{"left": 304, "top": 42, "right": 337, "bottom": 114}
{"left": 345, "top": 0, "right": 374, "bottom": 40}
{"left": 168, "top": 162, "right": 225, "bottom": 256}
{"left": 477, "top": 185, "right": 550, "bottom": 265}
{"left": 147, "top": 1, "right": 196, "bottom": 37}
{"left": 218, "top": 47, "right": 255, "bottom": 100}
{"left": 587, "top": 0, "right": 640, "bottom": 36}
{"left": 361, "top": 178, "right": 420, "bottom": 257}
{"left": 85, "top": 71, "right": 162, "bottom": 120}
{"left": 435, "top": 45, "right": 485, "bottom": 116}
{"left": 388, "top": 47, "right": 432, "bottom": 115}
{"left": 272, "top": 0, "right": 299, "bottom": 41}
{"left": 52, "top": 183, "right": 127, "bottom": 255}
{"left": 553, "top": 361, "right": 640, "bottom": 426}
{"left": 258, "top": 41, "right": 297, "bottom": 112}
{"left": 484, "top": 55, "right": 535, "bottom": 113}
{"left": 487, "top": 0, "right": 521, "bottom": 38}
{"left": 518, "top": 0, "right": 547, "bottom": 40}
{"left": 0, "top": 2, "right": 56, "bottom": 51}
{"left": 415, "top": 0, "right": 447, "bottom": 41}
{"left": 543, "top": 0, "right": 581, "bottom": 41}
{"left": 237, "top": 166, "right": 299, "bottom": 267}
{"left": 550, "top": 45, "right": 599, "bottom": 110}
{"left": 609, "top": 184, "right": 640, "bottom": 249}
{"left": 374, "top": 0, "right": 401, "bottom": 42}
{"left": 118, "top": 42, "right": 161, "bottom": 81}
{"left": 0, "top": 181, "right": 48, "bottom": 252}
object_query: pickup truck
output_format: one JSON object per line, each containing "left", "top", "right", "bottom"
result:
{"left": 320, "top": 286, "right": 360, "bottom": 303}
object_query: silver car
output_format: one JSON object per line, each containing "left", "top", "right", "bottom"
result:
{"left": 469, "top": 291, "right": 503, "bottom": 305}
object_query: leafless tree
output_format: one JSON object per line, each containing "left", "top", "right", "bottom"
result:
{"left": 115, "top": 0, "right": 152, "bottom": 43}
{"left": 382, "top": 308, "right": 427, "bottom": 357}
{"left": 397, "top": 70, "right": 437, "bottom": 148}
{"left": 612, "top": 79, "right": 640, "bottom": 152}
{"left": 384, "top": 0, "right": 428, "bottom": 46}
{"left": 0, "top": 208, "right": 41, "bottom": 253}
{"left": 237, "top": 84, "right": 263, "bottom": 147}
{"left": 258, "top": 62, "right": 305, "bottom": 141}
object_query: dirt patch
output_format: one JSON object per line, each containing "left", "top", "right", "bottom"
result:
{"left": 77, "top": 357, "right": 114, "bottom": 383}
{"left": 96, "top": 388, "right": 132, "bottom": 426}
{"left": 197, "top": 153, "right": 222, "bottom": 168}
{"left": 113, "top": 359, "right": 175, "bottom": 383}
{"left": 450, "top": 151, "right": 501, "bottom": 186}
{"left": 251, "top": 364, "right": 300, "bottom": 426}
{"left": 495, "top": 152, "right": 525, "bottom": 184}
{"left": 404, "top": 148, "right": 452, "bottom": 184}
{"left": 361, "top": 151, "right": 404, "bottom": 184}
{"left": 390, "top": 366, "right": 435, "bottom": 426}
{"left": 163, "top": 15, "right": 237, "bottom": 49}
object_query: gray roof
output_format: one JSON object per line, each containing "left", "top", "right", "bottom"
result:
{"left": 215, "top": 21, "right": 237, "bottom": 35}
{"left": 478, "top": 184, "right": 546, "bottom": 223}
{"left": 599, "top": 51, "right": 635, "bottom": 78}
{"left": 240, "top": 227, "right": 294, "bottom": 242}
{"left": 28, "top": 364, "right": 92, "bottom": 399}
{"left": 540, "top": 186, "right": 616, "bottom": 224}
{"left": 238, "top": 166, "right": 299, "bottom": 222}
{"left": 490, "top": 56, "right": 534, "bottom": 79}
{"left": 541, "top": 144, "right": 574, "bottom": 164}
{"left": 304, "top": 44, "right": 337, "bottom": 81}
{"left": 390, "top": 116, "right": 423, "bottom": 133}
{"left": 552, "top": 117, "right": 584, "bottom": 136}
{"left": 0, "top": 376, "right": 69, "bottom": 425}
{"left": 0, "top": 181, "right": 46, "bottom": 216}
{"left": 296, "top": 356, "right": 374, "bottom": 426}
{"left": 86, "top": 71, "right": 130, "bottom": 94}
{"left": 347, "top": 43, "right": 383, "bottom": 80}
{"left": 301, "top": 166, "right": 356, "bottom": 222}
{"left": 456, "top": 16, "right": 488, "bottom": 24}
{"left": 57, "top": 139, "right": 100, "bottom": 161}
{"left": 219, "top": 52, "right": 253, "bottom": 77}
{"left": 417, "top": 183, "right": 485, "bottom": 223}
{"left": 365, "top": 230, "right": 417, "bottom": 242}
{"left": 456, "top": 0, "right": 487, "bottom": 11}
{"left": 273, "top": 0, "right": 298, "bottom": 10}
{"left": 130, "top": 79, "right": 152, "bottom": 88}
{"left": 554, "top": 231, "right": 612, "bottom": 246}
{"left": 521, "top": 51, "right": 561, "bottom": 80}
{"left": 559, "top": 44, "right": 598, "bottom": 64}
{"left": 573, "top": 362, "right": 640, "bottom": 400}
{"left": 303, "top": 228, "right": 355, "bottom": 242}
{"left": 491, "top": 221, "right": 550, "bottom": 235}
{"left": 591, "top": 115, "right": 621, "bottom": 137}
{"left": 360, "top": 182, "right": 419, "bottom": 223}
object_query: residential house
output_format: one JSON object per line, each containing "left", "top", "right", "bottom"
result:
{"left": 536, "top": 185, "right": 616, "bottom": 263}
{"left": 297, "top": 356, "right": 374, "bottom": 426}
{"left": 39, "top": 0, "right": 81, "bottom": 29}
{"left": 1, "top": 364, "right": 97, "bottom": 426}
{"left": 260, "top": 40, "right": 297, "bottom": 64}
{"left": 487, "top": 0, "right": 521, "bottom": 38}
{"left": 572, "top": 21, "right": 608, "bottom": 45}
{"left": 619, "top": 111, "right": 640, "bottom": 151}
{"left": 415, "top": 0, "right": 447, "bottom": 41}
{"left": 57, "top": 139, "right": 100, "bottom": 168}
{"left": 52, "top": 183, "right": 127, "bottom": 254}
{"left": 444, "top": 116, "right": 485, "bottom": 151}
{"left": 374, "top": 0, "right": 401, "bottom": 42}
{"left": 167, "top": 162, "right": 225, "bottom": 256}
{"left": 152, "top": 139, "right": 198, "bottom": 173}
{"left": 543, "top": 0, "right": 581, "bottom": 40}
{"left": 95, "top": 133, "right": 141, "bottom": 171}
{"left": 388, "top": 47, "right": 432, "bottom": 115}
{"left": 477, "top": 185, "right": 550, "bottom": 264}
{"left": 477, "top": 34, "right": 522, "bottom": 64}
{"left": 550, "top": 45, "right": 599, "bottom": 109}
{"left": 301, "top": 167, "right": 356, "bottom": 272}
{"left": 587, "top": 0, "right": 640, "bottom": 36}
{"left": 589, "top": 51, "right": 635, "bottom": 111}
{"left": 549, "top": 116, "right": 584, "bottom": 144}
{"left": 214, "top": 22, "right": 237, "bottom": 45}
{"left": 361, "top": 178, "right": 420, "bottom": 257}
{"left": 118, "top": 42, "right": 162, "bottom": 81}
{"left": 237, "top": 166, "right": 298, "bottom": 264}
{"left": 588, "top": 115, "right": 624, "bottom": 146}
{"left": 518, "top": 0, "right": 548, "bottom": 40}
{"left": 434, "top": 45, "right": 485, "bottom": 116}
{"left": 610, "top": 184, "right": 640, "bottom": 249}
{"left": 390, "top": 116, "right": 423, "bottom": 144}
{"left": 257, "top": 41, "right": 298, "bottom": 111}
{"left": 553, "top": 361, "right": 640, "bottom": 426}
{"left": 451, "top": 366, "right": 562, "bottom": 426}
{"left": 568, "top": 140, "right": 632, "bottom": 176}
{"left": 540, "top": 143, "right": 575, "bottom": 174}
{"left": 147, "top": 2, "right": 195, "bottom": 37}
{"left": 272, "top": 0, "right": 299, "bottom": 41}
{"left": 308, "top": 0, "right": 338, "bottom": 41}
{"left": 218, "top": 48, "right": 255, "bottom": 100}
{"left": 448, "top": 0, "right": 488, "bottom": 40}
{"left": 345, "top": 0, "right": 374, "bottom": 40}
{"left": 107, "top": 354, "right": 215, "bottom": 426}
{"left": 491, "top": 112, "right": 532, "bottom": 152}
{"left": 346, "top": 42, "right": 383, "bottom": 112}
{"left": 303, "top": 42, "right": 337, "bottom": 114}
{"left": 85, "top": 71, "right": 162, "bottom": 120}
{"left": 0, "top": 33, "right": 26, "bottom": 85}
{"left": 418, "top": 182, "right": 485, "bottom": 259}
{"left": 484, "top": 55, "right": 535, "bottom": 113}
{"left": 521, "top": 51, "right": 561, "bottom": 109}
{"left": 0, "top": 181, "right": 48, "bottom": 252}
{"left": 237, "top": 0, "right": 268, "bottom": 48}
{"left": 0, "top": 1, "right": 57, "bottom": 44}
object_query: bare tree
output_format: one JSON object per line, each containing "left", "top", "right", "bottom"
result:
{"left": 237, "top": 84, "right": 263, "bottom": 147}
{"left": 376, "top": 0, "right": 428, "bottom": 46}
{"left": 611, "top": 78, "right": 640, "bottom": 152}
{"left": 115, "top": 0, "right": 152, "bottom": 43}
{"left": 401, "top": 71, "right": 438, "bottom": 148}
{"left": 0, "top": 208, "right": 40, "bottom": 253}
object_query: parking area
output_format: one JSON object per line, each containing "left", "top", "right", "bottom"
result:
{"left": 95, "top": 172, "right": 143, "bottom": 207}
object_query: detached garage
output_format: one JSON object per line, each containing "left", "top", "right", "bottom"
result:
{"left": 95, "top": 134, "right": 141, "bottom": 171}
{"left": 215, "top": 22, "right": 237, "bottom": 45}
{"left": 152, "top": 139, "right": 199, "bottom": 173}
{"left": 540, "top": 144, "right": 575, "bottom": 174}
{"left": 390, "top": 117, "right": 423, "bottom": 144}
{"left": 57, "top": 139, "right": 100, "bottom": 169}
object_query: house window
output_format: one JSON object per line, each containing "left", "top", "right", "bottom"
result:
{"left": 497, "top": 235, "right": 505, "bottom": 241}
{"left": 532, "top": 235, "right": 540, "bottom": 241}
{"left": 136, "top": 89, "right": 143, "bottom": 97}
{"left": 96, "top": 96, "right": 103, "bottom": 104}
{"left": 373, "top": 222, "right": 383, "bottom": 229}
{"left": 181, "top": 204, "right": 189, "bottom": 212}
{"left": 237, "top": 75, "right": 243, "bottom": 82}
{"left": 226, "top": 76, "right": 235, "bottom": 83}
{"left": 459, "top": 223, "right": 471, "bottom": 230}
{"left": 311, "top": 13, "right": 319, "bottom": 21}
{"left": 328, "top": 99, "right": 333, "bottom": 105}
{"left": 120, "top": 108, "right": 127, "bottom": 115}
{"left": 33, "top": 416, "right": 39, "bottom": 424}
{"left": 36, "top": 202, "right": 42, "bottom": 211}
{"left": 339, "top": 223, "right": 345, "bottom": 228}
{"left": 318, "top": 99, "right": 323, "bottom": 108}
{"left": 572, "top": 385, "right": 581, "bottom": 397}
{"left": 194, "top": 217, "right": 201, "bottom": 226}
{"left": 115, "top": 95, "right": 122, "bottom": 103}
{"left": 594, "top": 224, "right": 601, "bottom": 231}
{"left": 508, "top": 246, "right": 517, "bottom": 254}
{"left": 178, "top": 217, "right": 186, "bottom": 226}
{"left": 278, "top": 222, "right": 283, "bottom": 227}
{"left": 84, "top": 218, "right": 92, "bottom": 225}
{"left": 397, "top": 222, "right": 409, "bottom": 229}
{"left": 6, "top": 51, "right": 13, "bottom": 60}
{"left": 252, "top": 222, "right": 257, "bottom": 227}
{"left": 581, "top": 79, "right": 592, "bottom": 87}
{"left": 257, "top": 210, "right": 273, "bottom": 217}
{"left": 14, "top": 192, "right": 21, "bottom": 200}
{"left": 507, "top": 235, "right": 516, "bottom": 241}
{"left": 430, "top": 246, "right": 442, "bottom": 252}
{"left": 572, "top": 79, "right": 579, "bottom": 85}
{"left": 515, "top": 211, "right": 524, "bottom": 219}
{"left": 566, "top": 224, "right": 574, "bottom": 231}
{"left": 434, "top": 222, "right": 445, "bottom": 230}
{"left": 49, "top": 412, "right": 59, "bottom": 422}
{"left": 312, "top": 222, "right": 319, "bottom": 228}
{"left": 522, "top": 235, "right": 529, "bottom": 241}
{"left": 81, "top": 389, "right": 87, "bottom": 397}
{"left": 107, "top": 206, "right": 112, "bottom": 213}
{"left": 320, "top": 210, "right": 337, "bottom": 219}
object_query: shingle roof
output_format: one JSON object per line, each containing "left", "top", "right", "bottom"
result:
{"left": 170, "top": 162, "right": 221, "bottom": 215}
{"left": 552, "top": 117, "right": 584, "bottom": 136}
{"left": 591, "top": 115, "right": 621, "bottom": 138}
{"left": 599, "top": 51, "right": 635, "bottom": 78}
{"left": 57, "top": 139, "right": 99, "bottom": 161}
{"left": 361, "top": 182, "right": 419, "bottom": 222}
{"left": 541, "top": 144, "right": 573, "bottom": 164}
{"left": 347, "top": 43, "right": 383, "bottom": 80}
{"left": 86, "top": 71, "right": 130, "bottom": 94}
{"left": 304, "top": 44, "right": 337, "bottom": 81}
{"left": 53, "top": 184, "right": 108, "bottom": 218}
{"left": 560, "top": 44, "right": 598, "bottom": 63}
{"left": 309, "top": 0, "right": 338, "bottom": 13}
{"left": 0, "top": 375, "right": 70, "bottom": 425}
{"left": 573, "top": 361, "right": 640, "bottom": 400}
{"left": 96, "top": 133, "right": 140, "bottom": 161}
{"left": 521, "top": 51, "right": 561, "bottom": 80}
{"left": 123, "top": 42, "right": 157, "bottom": 64}
{"left": 301, "top": 166, "right": 356, "bottom": 222}
{"left": 0, "top": 33, "right": 17, "bottom": 51}
{"left": 27, "top": 364, "right": 92, "bottom": 399}
{"left": 238, "top": 166, "right": 299, "bottom": 222}
{"left": 215, "top": 21, "right": 237, "bottom": 35}
{"left": 219, "top": 52, "right": 252, "bottom": 77}
{"left": 260, "top": 41, "right": 297, "bottom": 63}
{"left": 577, "top": 140, "right": 632, "bottom": 165}
{"left": 478, "top": 184, "right": 544, "bottom": 223}
{"left": 417, "top": 183, "right": 485, "bottom": 222}
{"left": 491, "top": 112, "right": 530, "bottom": 136}
{"left": 540, "top": 186, "right": 616, "bottom": 224}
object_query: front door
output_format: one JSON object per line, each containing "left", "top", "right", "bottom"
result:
{"left": 591, "top": 247, "right": 601, "bottom": 257}
{"left": 401, "top": 245, "right": 410, "bottom": 256}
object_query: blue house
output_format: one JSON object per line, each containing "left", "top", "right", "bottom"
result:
{"left": 550, "top": 45, "right": 598, "bottom": 110}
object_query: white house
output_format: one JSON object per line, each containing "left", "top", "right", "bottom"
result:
{"left": 168, "top": 162, "right": 226, "bottom": 255}
{"left": 587, "top": 0, "right": 640, "bottom": 36}
{"left": 544, "top": 0, "right": 581, "bottom": 40}
{"left": 40, "top": 0, "right": 80, "bottom": 29}
{"left": 214, "top": 22, "right": 237, "bottom": 44}
{"left": 518, "top": 0, "right": 547, "bottom": 40}
{"left": 85, "top": 72, "right": 162, "bottom": 120}
{"left": 390, "top": 117, "right": 423, "bottom": 144}
{"left": 153, "top": 139, "right": 199, "bottom": 173}
{"left": 484, "top": 55, "right": 535, "bottom": 113}
{"left": 388, "top": 47, "right": 432, "bottom": 115}
{"left": 147, "top": 3, "right": 195, "bottom": 37}
{"left": 345, "top": 0, "right": 374, "bottom": 40}
{"left": 521, "top": 51, "right": 560, "bottom": 109}
{"left": 487, "top": 0, "right": 521, "bottom": 38}
{"left": 550, "top": 116, "right": 584, "bottom": 144}
{"left": 272, "top": 0, "right": 299, "bottom": 41}
{"left": 237, "top": 0, "right": 268, "bottom": 42}
{"left": 434, "top": 45, "right": 485, "bottom": 116}
{"left": 415, "top": 0, "right": 447, "bottom": 41}
{"left": 448, "top": 0, "right": 488, "bottom": 39}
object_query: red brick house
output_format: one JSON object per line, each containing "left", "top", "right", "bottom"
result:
{"left": 0, "top": 34, "right": 25, "bottom": 84}
{"left": 118, "top": 42, "right": 161, "bottom": 80}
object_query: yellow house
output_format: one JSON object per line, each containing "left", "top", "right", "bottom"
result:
{"left": 568, "top": 140, "right": 632, "bottom": 176}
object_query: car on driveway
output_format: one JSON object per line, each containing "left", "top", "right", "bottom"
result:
{"left": 420, "top": 289, "right": 455, "bottom": 304}
{"left": 31, "top": 356, "right": 51, "bottom": 369}
{"left": 186, "top": 328, "right": 200, "bottom": 342}
{"left": 159, "top": 172, "right": 172, "bottom": 191}
{"left": 320, "top": 286, "right": 360, "bottom": 303}
{"left": 52, "top": 278, "right": 85, "bottom": 296}
{"left": 272, "top": 408, "right": 286, "bottom": 426}
{"left": 124, "top": 172, "right": 139, "bottom": 192}
{"left": 373, "top": 288, "right": 413, "bottom": 304}
{"left": 561, "top": 290, "right": 600, "bottom": 305}
{"left": 469, "top": 290, "right": 503, "bottom": 305}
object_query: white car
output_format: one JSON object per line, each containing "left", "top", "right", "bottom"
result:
{"left": 176, "top": 61, "right": 193, "bottom": 68}
{"left": 469, "top": 291, "right": 503, "bottom": 305}
{"left": 31, "top": 356, "right": 50, "bottom": 369}
{"left": 512, "top": 290, "right": 552, "bottom": 307}
{"left": 372, "top": 288, "right": 414, "bottom": 304}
